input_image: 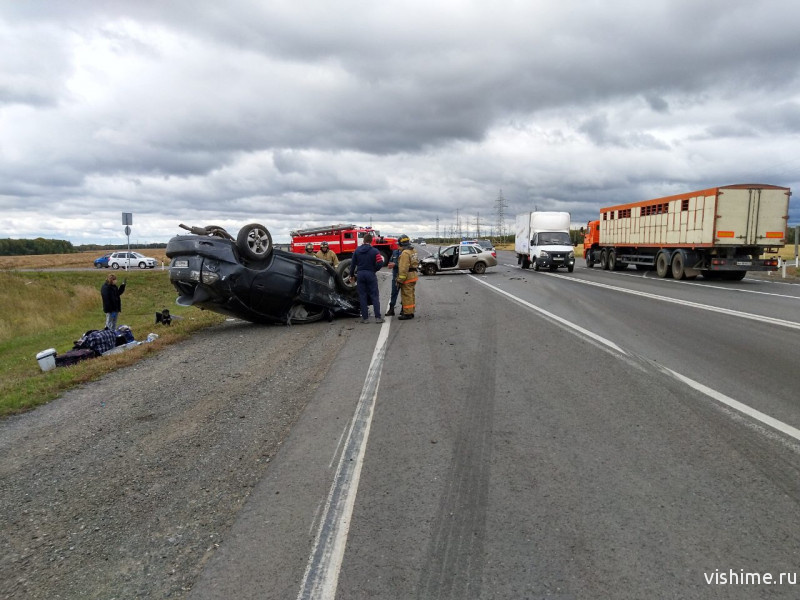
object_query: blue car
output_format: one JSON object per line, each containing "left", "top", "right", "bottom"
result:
{"left": 94, "top": 253, "right": 111, "bottom": 268}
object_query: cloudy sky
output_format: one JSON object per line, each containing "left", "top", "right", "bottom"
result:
{"left": 2, "top": 0, "right": 799, "bottom": 245}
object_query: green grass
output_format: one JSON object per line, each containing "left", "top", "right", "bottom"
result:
{"left": 0, "top": 269, "right": 225, "bottom": 417}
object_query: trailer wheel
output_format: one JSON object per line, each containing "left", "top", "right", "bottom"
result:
{"left": 671, "top": 253, "right": 686, "bottom": 280}
{"left": 656, "top": 252, "right": 672, "bottom": 278}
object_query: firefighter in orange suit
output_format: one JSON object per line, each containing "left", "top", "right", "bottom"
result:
{"left": 395, "top": 235, "right": 419, "bottom": 320}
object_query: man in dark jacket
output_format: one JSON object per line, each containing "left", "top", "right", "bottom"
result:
{"left": 100, "top": 273, "right": 126, "bottom": 330}
{"left": 348, "top": 233, "right": 385, "bottom": 323}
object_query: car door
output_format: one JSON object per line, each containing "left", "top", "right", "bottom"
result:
{"left": 458, "top": 245, "right": 478, "bottom": 269}
{"left": 439, "top": 246, "right": 458, "bottom": 269}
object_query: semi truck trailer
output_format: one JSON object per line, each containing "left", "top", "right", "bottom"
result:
{"left": 583, "top": 183, "right": 790, "bottom": 280}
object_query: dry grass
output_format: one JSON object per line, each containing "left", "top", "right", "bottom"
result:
{"left": 0, "top": 248, "right": 169, "bottom": 270}
{"left": 0, "top": 265, "right": 224, "bottom": 417}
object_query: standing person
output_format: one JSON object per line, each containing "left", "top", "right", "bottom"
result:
{"left": 100, "top": 273, "right": 126, "bottom": 330}
{"left": 315, "top": 241, "right": 339, "bottom": 266}
{"left": 395, "top": 234, "right": 419, "bottom": 320}
{"left": 385, "top": 246, "right": 401, "bottom": 316}
{"left": 348, "top": 233, "right": 385, "bottom": 323}
{"left": 304, "top": 243, "right": 316, "bottom": 257}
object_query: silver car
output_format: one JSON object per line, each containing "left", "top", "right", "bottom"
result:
{"left": 420, "top": 243, "right": 498, "bottom": 275}
{"left": 108, "top": 251, "right": 158, "bottom": 269}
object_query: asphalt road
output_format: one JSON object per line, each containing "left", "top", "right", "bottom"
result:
{"left": 3, "top": 250, "right": 799, "bottom": 599}
{"left": 189, "top": 251, "right": 800, "bottom": 599}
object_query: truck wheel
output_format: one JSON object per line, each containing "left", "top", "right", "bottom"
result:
{"left": 608, "top": 250, "right": 617, "bottom": 271}
{"left": 533, "top": 260, "right": 540, "bottom": 272}
{"left": 520, "top": 256, "right": 529, "bottom": 269}
{"left": 671, "top": 253, "right": 686, "bottom": 280}
{"left": 600, "top": 249, "right": 609, "bottom": 270}
{"left": 472, "top": 262, "right": 486, "bottom": 274}
{"left": 585, "top": 253, "right": 594, "bottom": 268}
{"left": 237, "top": 223, "right": 273, "bottom": 261}
{"left": 656, "top": 252, "right": 672, "bottom": 278}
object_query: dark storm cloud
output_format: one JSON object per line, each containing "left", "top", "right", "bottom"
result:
{"left": 1, "top": 0, "right": 799, "bottom": 242}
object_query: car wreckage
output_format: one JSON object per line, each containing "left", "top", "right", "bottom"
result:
{"left": 165, "top": 223, "right": 361, "bottom": 324}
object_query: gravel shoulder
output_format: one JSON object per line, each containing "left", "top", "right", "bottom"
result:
{"left": 1, "top": 317, "right": 355, "bottom": 599}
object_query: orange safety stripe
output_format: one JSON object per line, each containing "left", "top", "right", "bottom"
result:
{"left": 402, "top": 303, "right": 415, "bottom": 309}
{"left": 400, "top": 276, "right": 418, "bottom": 284}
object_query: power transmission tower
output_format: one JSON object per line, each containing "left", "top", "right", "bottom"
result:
{"left": 494, "top": 189, "right": 508, "bottom": 241}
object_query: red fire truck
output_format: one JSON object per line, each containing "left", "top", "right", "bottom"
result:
{"left": 290, "top": 224, "right": 400, "bottom": 261}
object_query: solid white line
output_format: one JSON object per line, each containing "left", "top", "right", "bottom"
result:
{"left": 473, "top": 276, "right": 800, "bottom": 443}
{"left": 297, "top": 321, "right": 391, "bottom": 600}
{"left": 542, "top": 272, "right": 800, "bottom": 331}
{"left": 472, "top": 277, "right": 626, "bottom": 354}
{"left": 660, "top": 366, "right": 800, "bottom": 442}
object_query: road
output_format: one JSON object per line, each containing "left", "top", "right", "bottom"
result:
{"left": 3, "top": 250, "right": 799, "bottom": 599}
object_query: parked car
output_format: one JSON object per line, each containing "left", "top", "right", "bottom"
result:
{"left": 165, "top": 223, "right": 361, "bottom": 324}
{"left": 474, "top": 239, "right": 495, "bottom": 252}
{"left": 420, "top": 243, "right": 498, "bottom": 275}
{"left": 93, "top": 253, "right": 112, "bottom": 268}
{"left": 108, "top": 251, "right": 158, "bottom": 269}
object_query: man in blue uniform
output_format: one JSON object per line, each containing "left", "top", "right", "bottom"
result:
{"left": 348, "top": 233, "right": 385, "bottom": 323}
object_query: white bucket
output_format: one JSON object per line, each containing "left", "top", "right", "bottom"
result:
{"left": 36, "top": 348, "right": 57, "bottom": 372}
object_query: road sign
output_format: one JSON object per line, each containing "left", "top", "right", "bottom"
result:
{"left": 122, "top": 213, "right": 133, "bottom": 226}
{"left": 124, "top": 225, "right": 131, "bottom": 236}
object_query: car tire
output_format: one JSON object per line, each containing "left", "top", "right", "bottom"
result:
{"left": 112, "top": 263, "right": 120, "bottom": 270}
{"left": 472, "top": 262, "right": 486, "bottom": 274}
{"left": 138, "top": 261, "right": 146, "bottom": 269}
{"left": 335, "top": 259, "right": 357, "bottom": 292}
{"left": 94, "top": 263, "right": 101, "bottom": 268}
{"left": 237, "top": 223, "right": 273, "bottom": 261}
{"left": 567, "top": 264, "right": 574, "bottom": 273}
{"left": 422, "top": 264, "right": 437, "bottom": 276}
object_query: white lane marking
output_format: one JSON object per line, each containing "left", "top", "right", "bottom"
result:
{"left": 539, "top": 271, "right": 800, "bottom": 331}
{"left": 472, "top": 277, "right": 800, "bottom": 443}
{"left": 297, "top": 321, "right": 391, "bottom": 600}
{"left": 623, "top": 269, "right": 800, "bottom": 300}
{"left": 473, "top": 278, "right": 626, "bottom": 354}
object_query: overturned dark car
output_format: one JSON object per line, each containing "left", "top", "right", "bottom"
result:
{"left": 166, "top": 223, "right": 360, "bottom": 324}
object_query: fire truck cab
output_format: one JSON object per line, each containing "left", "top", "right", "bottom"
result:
{"left": 290, "top": 224, "right": 399, "bottom": 261}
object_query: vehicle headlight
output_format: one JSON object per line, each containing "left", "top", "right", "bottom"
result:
{"left": 539, "top": 251, "right": 550, "bottom": 259}
{"left": 568, "top": 251, "right": 575, "bottom": 259}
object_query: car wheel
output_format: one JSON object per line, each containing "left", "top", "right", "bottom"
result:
{"left": 567, "top": 265, "right": 574, "bottom": 273}
{"left": 422, "top": 264, "right": 437, "bottom": 276}
{"left": 94, "top": 263, "right": 101, "bottom": 268}
{"left": 335, "top": 259, "right": 357, "bottom": 292}
{"left": 138, "top": 261, "right": 146, "bottom": 269}
{"left": 112, "top": 263, "right": 120, "bottom": 270}
{"left": 237, "top": 223, "right": 273, "bottom": 261}
{"left": 472, "top": 262, "right": 486, "bottom": 274}
{"left": 533, "top": 260, "right": 540, "bottom": 271}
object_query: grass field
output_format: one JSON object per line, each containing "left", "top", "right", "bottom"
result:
{"left": 0, "top": 267, "right": 224, "bottom": 417}
{"left": 0, "top": 248, "right": 169, "bottom": 270}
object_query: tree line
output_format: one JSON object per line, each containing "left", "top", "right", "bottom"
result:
{"left": 0, "top": 238, "right": 167, "bottom": 256}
